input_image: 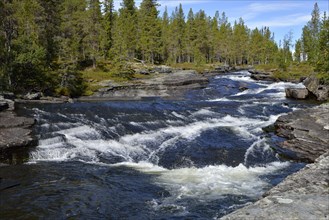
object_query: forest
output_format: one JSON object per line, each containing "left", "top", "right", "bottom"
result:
{"left": 0, "top": 0, "right": 328, "bottom": 96}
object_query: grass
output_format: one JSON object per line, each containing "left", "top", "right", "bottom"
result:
{"left": 255, "top": 62, "right": 315, "bottom": 81}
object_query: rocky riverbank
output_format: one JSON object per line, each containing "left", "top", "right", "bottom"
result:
{"left": 0, "top": 95, "right": 36, "bottom": 162}
{"left": 221, "top": 104, "right": 329, "bottom": 220}
{"left": 79, "top": 70, "right": 209, "bottom": 101}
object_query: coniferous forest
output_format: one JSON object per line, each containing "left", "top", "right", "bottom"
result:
{"left": 0, "top": 0, "right": 328, "bottom": 96}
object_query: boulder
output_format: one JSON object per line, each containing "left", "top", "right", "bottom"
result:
{"left": 303, "top": 76, "right": 319, "bottom": 94}
{"left": 24, "top": 92, "right": 42, "bottom": 100}
{"left": 303, "top": 76, "right": 329, "bottom": 101}
{"left": 285, "top": 88, "right": 309, "bottom": 99}
{"left": 316, "top": 85, "right": 329, "bottom": 101}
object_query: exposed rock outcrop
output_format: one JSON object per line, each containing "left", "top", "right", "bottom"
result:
{"left": 220, "top": 152, "right": 329, "bottom": 220}
{"left": 0, "top": 96, "right": 36, "bottom": 153}
{"left": 80, "top": 70, "right": 209, "bottom": 101}
{"left": 248, "top": 69, "right": 277, "bottom": 82}
{"left": 220, "top": 104, "right": 329, "bottom": 220}
{"left": 275, "top": 104, "right": 329, "bottom": 162}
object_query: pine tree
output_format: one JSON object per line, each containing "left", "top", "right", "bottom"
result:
{"left": 168, "top": 4, "right": 185, "bottom": 63}
{"left": 84, "top": 0, "right": 103, "bottom": 69}
{"left": 302, "top": 3, "right": 321, "bottom": 63}
{"left": 316, "top": 12, "right": 329, "bottom": 74}
{"left": 217, "top": 12, "right": 232, "bottom": 65}
{"left": 193, "top": 10, "right": 209, "bottom": 65}
{"left": 58, "top": 0, "right": 86, "bottom": 64}
{"left": 138, "top": 0, "right": 161, "bottom": 64}
{"left": 160, "top": 7, "right": 170, "bottom": 62}
{"left": 103, "top": 0, "right": 115, "bottom": 59}
{"left": 113, "top": 0, "right": 137, "bottom": 60}
{"left": 38, "top": 0, "right": 62, "bottom": 66}
{"left": 185, "top": 8, "right": 195, "bottom": 63}
{"left": 294, "top": 39, "right": 302, "bottom": 62}
{"left": 0, "top": 0, "right": 16, "bottom": 88}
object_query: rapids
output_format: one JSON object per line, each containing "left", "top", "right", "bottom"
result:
{"left": 0, "top": 71, "right": 313, "bottom": 219}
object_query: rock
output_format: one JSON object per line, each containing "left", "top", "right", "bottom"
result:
{"left": 285, "top": 88, "right": 309, "bottom": 99}
{"left": 87, "top": 70, "right": 208, "bottom": 100}
{"left": 316, "top": 85, "right": 329, "bottom": 101}
{"left": 0, "top": 101, "right": 9, "bottom": 112}
{"left": 0, "top": 92, "right": 15, "bottom": 100}
{"left": 220, "top": 152, "right": 329, "bottom": 220}
{"left": 274, "top": 104, "right": 329, "bottom": 162}
{"left": 248, "top": 69, "right": 277, "bottom": 82}
{"left": 136, "top": 69, "right": 150, "bottom": 75}
{"left": 153, "top": 65, "right": 173, "bottom": 74}
{"left": 303, "top": 76, "right": 329, "bottom": 101}
{"left": 0, "top": 111, "right": 36, "bottom": 152}
{"left": 24, "top": 92, "right": 42, "bottom": 100}
{"left": 303, "top": 76, "right": 319, "bottom": 94}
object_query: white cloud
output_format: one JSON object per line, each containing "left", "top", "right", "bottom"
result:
{"left": 247, "top": 13, "right": 311, "bottom": 29}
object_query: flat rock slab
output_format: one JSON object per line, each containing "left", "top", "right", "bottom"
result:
{"left": 220, "top": 152, "right": 329, "bottom": 220}
{"left": 0, "top": 111, "right": 36, "bottom": 151}
{"left": 90, "top": 70, "right": 209, "bottom": 100}
{"left": 275, "top": 104, "right": 329, "bottom": 162}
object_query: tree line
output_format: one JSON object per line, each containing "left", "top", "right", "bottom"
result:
{"left": 0, "top": 0, "right": 328, "bottom": 95}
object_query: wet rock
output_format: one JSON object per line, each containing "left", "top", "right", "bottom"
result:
{"left": 220, "top": 152, "right": 329, "bottom": 220}
{"left": 285, "top": 88, "right": 309, "bottom": 99}
{"left": 274, "top": 104, "right": 329, "bottom": 162}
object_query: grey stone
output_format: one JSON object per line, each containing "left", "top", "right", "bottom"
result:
{"left": 0, "top": 111, "right": 36, "bottom": 151}
{"left": 303, "top": 76, "right": 319, "bottom": 94}
{"left": 220, "top": 104, "right": 329, "bottom": 220}
{"left": 275, "top": 103, "right": 329, "bottom": 162}
{"left": 153, "top": 65, "right": 173, "bottom": 74}
{"left": 303, "top": 76, "right": 329, "bottom": 101}
{"left": 85, "top": 70, "right": 209, "bottom": 100}
{"left": 24, "top": 92, "right": 42, "bottom": 100}
{"left": 285, "top": 88, "right": 309, "bottom": 99}
{"left": 220, "top": 152, "right": 329, "bottom": 220}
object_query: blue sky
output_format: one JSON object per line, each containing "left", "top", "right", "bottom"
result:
{"left": 113, "top": 0, "right": 329, "bottom": 48}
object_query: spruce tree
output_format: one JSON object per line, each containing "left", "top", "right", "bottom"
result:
{"left": 103, "top": 0, "right": 115, "bottom": 59}
{"left": 138, "top": 0, "right": 161, "bottom": 64}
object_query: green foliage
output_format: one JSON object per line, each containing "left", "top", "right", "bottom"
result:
{"left": 0, "top": 0, "right": 327, "bottom": 96}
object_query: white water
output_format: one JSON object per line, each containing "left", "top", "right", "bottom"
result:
{"left": 29, "top": 71, "right": 299, "bottom": 205}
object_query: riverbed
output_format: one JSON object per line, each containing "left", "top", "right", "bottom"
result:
{"left": 0, "top": 71, "right": 315, "bottom": 219}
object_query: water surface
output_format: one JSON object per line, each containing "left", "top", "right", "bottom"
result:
{"left": 0, "top": 71, "right": 311, "bottom": 219}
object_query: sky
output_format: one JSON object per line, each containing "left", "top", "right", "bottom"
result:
{"left": 113, "top": 0, "right": 329, "bottom": 48}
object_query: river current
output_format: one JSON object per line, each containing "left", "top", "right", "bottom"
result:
{"left": 1, "top": 71, "right": 313, "bottom": 219}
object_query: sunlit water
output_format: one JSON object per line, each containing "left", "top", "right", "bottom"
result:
{"left": 0, "top": 71, "right": 312, "bottom": 219}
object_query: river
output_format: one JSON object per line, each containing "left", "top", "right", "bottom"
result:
{"left": 0, "top": 71, "right": 313, "bottom": 219}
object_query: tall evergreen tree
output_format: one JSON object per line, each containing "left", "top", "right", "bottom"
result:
{"left": 138, "top": 0, "right": 161, "bottom": 63}
{"left": 84, "top": 0, "right": 103, "bottom": 68}
{"left": 103, "top": 0, "right": 115, "bottom": 59}
{"left": 113, "top": 0, "right": 137, "bottom": 60}
{"left": 160, "top": 7, "right": 170, "bottom": 62}
{"left": 302, "top": 3, "right": 321, "bottom": 63}
{"left": 168, "top": 4, "right": 185, "bottom": 63}
{"left": 316, "top": 12, "right": 329, "bottom": 74}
